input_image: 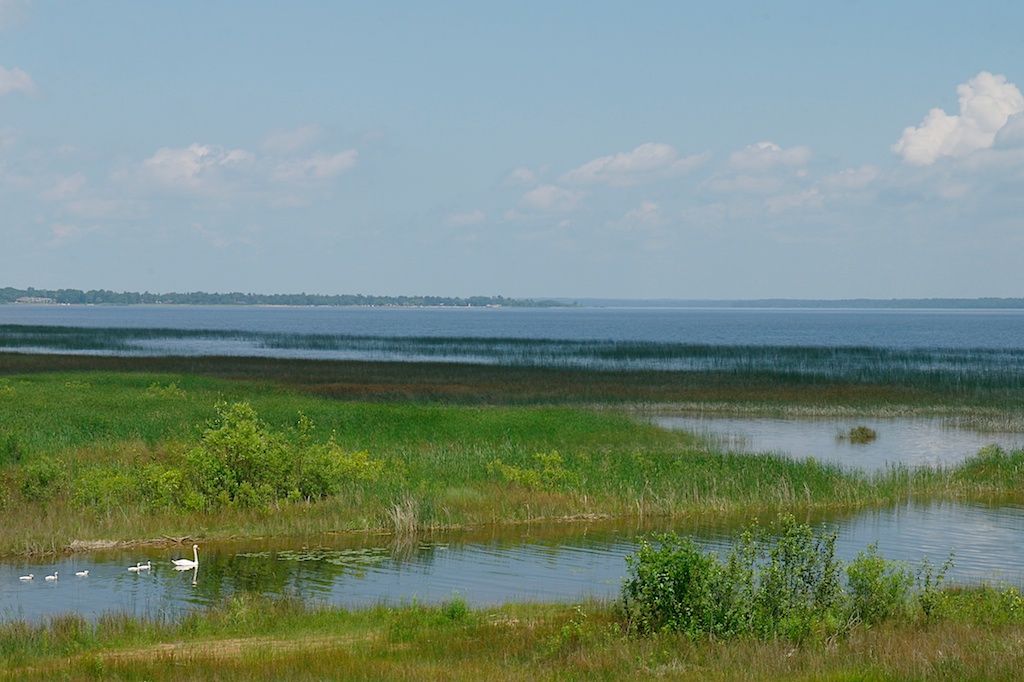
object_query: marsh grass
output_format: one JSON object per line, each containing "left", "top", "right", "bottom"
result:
{"left": 0, "top": 365, "right": 1021, "bottom": 552}
{"left": 3, "top": 590, "right": 1024, "bottom": 681}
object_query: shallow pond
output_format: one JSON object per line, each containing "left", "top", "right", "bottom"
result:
{"left": 4, "top": 502, "right": 1024, "bottom": 623}
{"left": 653, "top": 415, "right": 1024, "bottom": 471}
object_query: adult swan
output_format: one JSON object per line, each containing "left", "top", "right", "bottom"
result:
{"left": 172, "top": 544, "right": 200, "bottom": 570}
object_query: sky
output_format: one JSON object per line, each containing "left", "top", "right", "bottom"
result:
{"left": 1, "top": 1, "right": 1023, "bottom": 301}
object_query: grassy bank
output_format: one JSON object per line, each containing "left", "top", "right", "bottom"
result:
{"left": 3, "top": 589, "right": 1024, "bottom": 681}
{"left": 0, "top": 360, "right": 1021, "bottom": 554}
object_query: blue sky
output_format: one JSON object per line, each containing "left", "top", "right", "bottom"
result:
{"left": 1, "top": 1, "right": 1022, "bottom": 300}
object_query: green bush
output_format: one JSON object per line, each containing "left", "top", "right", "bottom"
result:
{"left": 20, "top": 457, "right": 68, "bottom": 503}
{"left": 182, "top": 401, "right": 385, "bottom": 510}
{"left": 622, "top": 516, "right": 931, "bottom": 642}
{"left": 846, "top": 544, "right": 914, "bottom": 625}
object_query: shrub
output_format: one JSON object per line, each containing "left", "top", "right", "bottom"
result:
{"left": 622, "top": 516, "right": 925, "bottom": 642}
{"left": 20, "top": 457, "right": 68, "bottom": 503}
{"left": 846, "top": 544, "right": 914, "bottom": 625}
{"left": 183, "top": 401, "right": 385, "bottom": 510}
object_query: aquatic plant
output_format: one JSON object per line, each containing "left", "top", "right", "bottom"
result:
{"left": 837, "top": 425, "right": 878, "bottom": 443}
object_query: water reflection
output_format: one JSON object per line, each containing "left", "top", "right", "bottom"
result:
{"left": 653, "top": 415, "right": 1024, "bottom": 470}
{"left": 4, "top": 504, "right": 1024, "bottom": 623}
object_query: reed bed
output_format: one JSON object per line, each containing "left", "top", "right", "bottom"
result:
{"left": 5, "top": 325, "right": 1024, "bottom": 399}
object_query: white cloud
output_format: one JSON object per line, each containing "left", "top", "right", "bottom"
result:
{"left": 560, "top": 143, "right": 708, "bottom": 186}
{"left": 519, "top": 184, "right": 585, "bottom": 212}
{"left": 504, "top": 166, "right": 539, "bottom": 186}
{"left": 262, "top": 125, "right": 323, "bottom": 154}
{"left": 892, "top": 71, "right": 1024, "bottom": 166}
{"left": 271, "top": 150, "right": 357, "bottom": 183}
{"left": 728, "top": 141, "right": 812, "bottom": 171}
{"left": 141, "top": 143, "right": 255, "bottom": 190}
{"left": 0, "top": 65, "right": 34, "bottom": 96}
{"left": 446, "top": 209, "right": 485, "bottom": 226}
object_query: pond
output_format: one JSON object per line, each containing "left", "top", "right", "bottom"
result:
{"left": 4, "top": 501, "right": 1024, "bottom": 623}
{"left": 652, "top": 414, "right": 1024, "bottom": 471}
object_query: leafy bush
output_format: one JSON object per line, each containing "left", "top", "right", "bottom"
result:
{"left": 20, "top": 457, "right": 68, "bottom": 503}
{"left": 61, "top": 401, "right": 388, "bottom": 513}
{"left": 846, "top": 544, "right": 914, "bottom": 625}
{"left": 182, "top": 401, "right": 385, "bottom": 510}
{"left": 622, "top": 516, "right": 943, "bottom": 642}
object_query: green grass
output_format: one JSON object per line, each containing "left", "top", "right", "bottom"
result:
{"left": 0, "top": 362, "right": 1021, "bottom": 555}
{"left": 2, "top": 589, "right": 1024, "bottom": 681}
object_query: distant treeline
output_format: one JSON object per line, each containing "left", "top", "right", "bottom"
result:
{"left": 708, "top": 298, "right": 1024, "bottom": 309}
{"left": 0, "top": 287, "right": 566, "bottom": 308}
{"left": 571, "top": 297, "right": 1024, "bottom": 309}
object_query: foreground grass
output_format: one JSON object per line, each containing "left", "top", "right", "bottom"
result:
{"left": 3, "top": 591, "right": 1024, "bottom": 681}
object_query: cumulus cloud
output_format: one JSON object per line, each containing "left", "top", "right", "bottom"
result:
{"left": 0, "top": 65, "right": 34, "bottom": 96}
{"left": 560, "top": 143, "right": 708, "bottom": 186}
{"left": 892, "top": 71, "right": 1024, "bottom": 165}
{"left": 142, "top": 143, "right": 255, "bottom": 190}
{"left": 519, "top": 184, "right": 585, "bottom": 212}
{"left": 728, "top": 141, "right": 812, "bottom": 171}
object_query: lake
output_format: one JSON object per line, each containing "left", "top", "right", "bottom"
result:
{"left": 2, "top": 304, "right": 1024, "bottom": 622}
{"left": 3, "top": 304, "right": 1024, "bottom": 351}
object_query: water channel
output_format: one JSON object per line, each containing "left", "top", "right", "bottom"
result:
{"left": 4, "top": 416, "right": 1024, "bottom": 623}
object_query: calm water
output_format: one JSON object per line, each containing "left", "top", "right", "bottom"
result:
{"left": 654, "top": 415, "right": 1024, "bottom": 471}
{"left": 3, "top": 305, "right": 1024, "bottom": 621}
{"left": 3, "top": 304, "right": 1024, "bottom": 350}
{"left": 4, "top": 503, "right": 1023, "bottom": 623}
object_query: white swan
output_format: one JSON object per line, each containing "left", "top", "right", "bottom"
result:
{"left": 75, "top": 570, "right": 89, "bottom": 577}
{"left": 44, "top": 571, "right": 58, "bottom": 581}
{"left": 19, "top": 574, "right": 33, "bottom": 581}
{"left": 172, "top": 544, "right": 199, "bottom": 569}
{"left": 128, "top": 562, "right": 144, "bottom": 572}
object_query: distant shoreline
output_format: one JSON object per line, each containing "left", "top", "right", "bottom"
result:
{"left": 563, "top": 297, "right": 1024, "bottom": 309}
{"left": 3, "top": 287, "right": 1024, "bottom": 309}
